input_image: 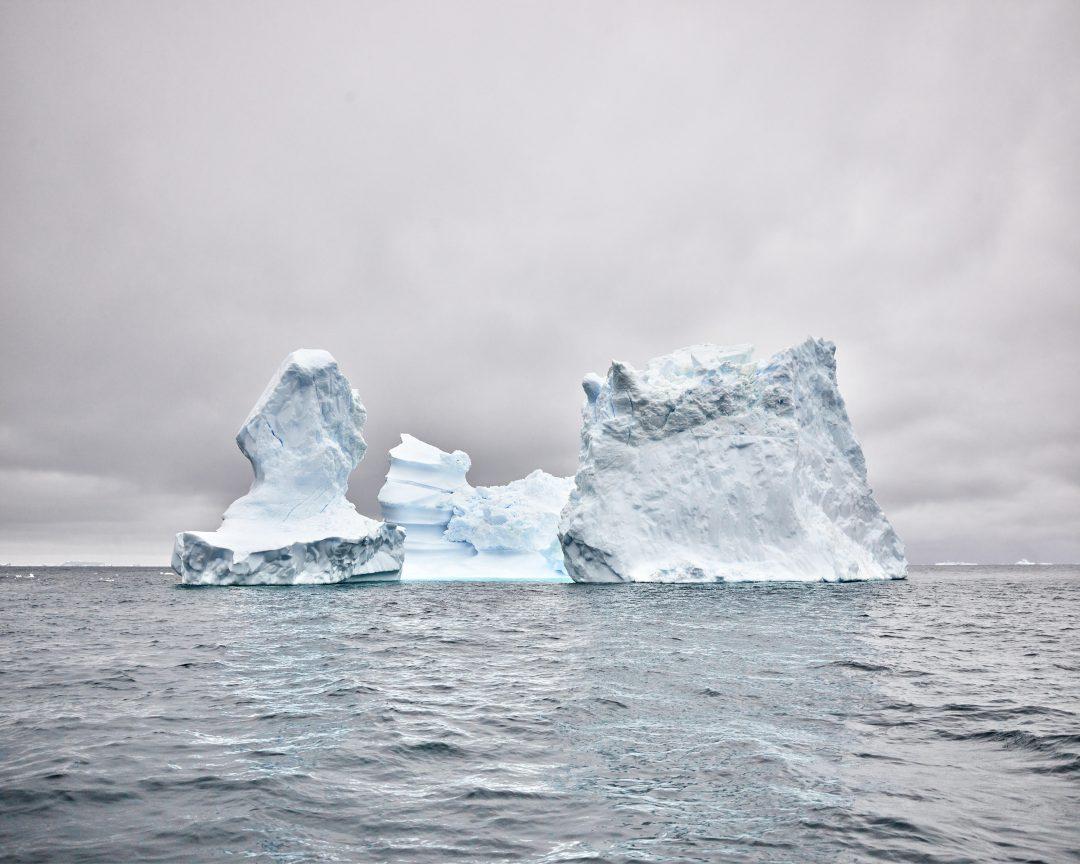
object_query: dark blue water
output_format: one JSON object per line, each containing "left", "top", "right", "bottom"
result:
{"left": 1, "top": 566, "right": 1077, "bottom": 863}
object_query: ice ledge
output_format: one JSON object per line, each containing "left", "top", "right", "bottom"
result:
{"left": 174, "top": 521, "right": 405, "bottom": 586}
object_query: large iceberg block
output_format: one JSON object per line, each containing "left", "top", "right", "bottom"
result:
{"left": 378, "top": 435, "right": 570, "bottom": 581}
{"left": 558, "top": 338, "right": 906, "bottom": 583}
{"left": 172, "top": 350, "right": 405, "bottom": 585}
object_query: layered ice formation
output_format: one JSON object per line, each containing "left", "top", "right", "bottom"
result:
{"left": 172, "top": 350, "right": 405, "bottom": 585}
{"left": 377, "top": 434, "right": 475, "bottom": 558}
{"left": 378, "top": 436, "right": 571, "bottom": 581}
{"left": 558, "top": 338, "right": 906, "bottom": 583}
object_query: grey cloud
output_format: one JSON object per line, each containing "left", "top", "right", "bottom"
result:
{"left": 1, "top": 0, "right": 1077, "bottom": 564}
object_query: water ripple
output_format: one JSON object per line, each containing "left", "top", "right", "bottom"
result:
{"left": 0, "top": 565, "right": 1078, "bottom": 862}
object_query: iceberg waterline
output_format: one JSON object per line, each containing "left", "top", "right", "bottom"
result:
{"left": 172, "top": 339, "right": 905, "bottom": 584}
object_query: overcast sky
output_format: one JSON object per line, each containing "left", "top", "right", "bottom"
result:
{"left": 2, "top": 0, "right": 1077, "bottom": 565}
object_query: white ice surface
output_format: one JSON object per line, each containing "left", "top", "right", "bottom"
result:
{"left": 378, "top": 434, "right": 476, "bottom": 562}
{"left": 378, "top": 436, "right": 570, "bottom": 581}
{"left": 446, "top": 470, "right": 573, "bottom": 573}
{"left": 172, "top": 350, "right": 404, "bottom": 585}
{"left": 558, "top": 338, "right": 907, "bottom": 583}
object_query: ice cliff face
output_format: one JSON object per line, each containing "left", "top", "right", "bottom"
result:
{"left": 377, "top": 434, "right": 475, "bottom": 558}
{"left": 558, "top": 338, "right": 906, "bottom": 583}
{"left": 378, "top": 435, "right": 570, "bottom": 580}
{"left": 447, "top": 471, "right": 573, "bottom": 573}
{"left": 172, "top": 350, "right": 405, "bottom": 585}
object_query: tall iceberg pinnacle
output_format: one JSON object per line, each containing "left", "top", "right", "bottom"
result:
{"left": 558, "top": 338, "right": 906, "bottom": 583}
{"left": 172, "top": 349, "right": 405, "bottom": 585}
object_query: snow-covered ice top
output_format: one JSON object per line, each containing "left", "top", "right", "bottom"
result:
{"left": 172, "top": 350, "right": 404, "bottom": 584}
{"left": 559, "top": 338, "right": 906, "bottom": 583}
{"left": 447, "top": 470, "right": 573, "bottom": 571}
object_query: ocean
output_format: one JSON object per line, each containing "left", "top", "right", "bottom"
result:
{"left": 1, "top": 565, "right": 1077, "bottom": 863}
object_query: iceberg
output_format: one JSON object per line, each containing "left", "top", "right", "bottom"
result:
{"left": 446, "top": 470, "right": 574, "bottom": 573}
{"left": 558, "top": 338, "right": 907, "bottom": 583}
{"left": 172, "top": 349, "right": 405, "bottom": 585}
{"left": 377, "top": 435, "right": 570, "bottom": 581}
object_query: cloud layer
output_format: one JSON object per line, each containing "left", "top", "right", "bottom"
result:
{"left": 2, "top": 1, "right": 1077, "bottom": 564}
